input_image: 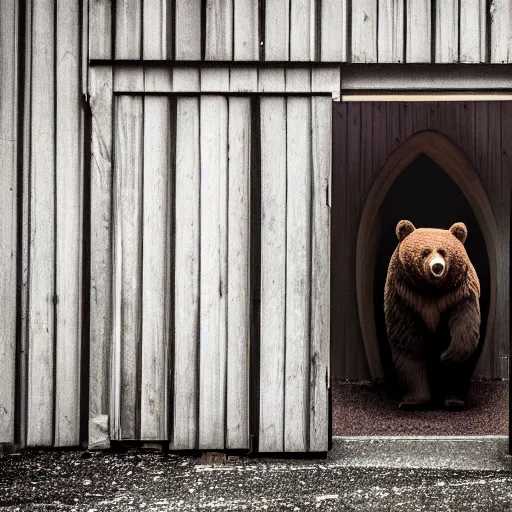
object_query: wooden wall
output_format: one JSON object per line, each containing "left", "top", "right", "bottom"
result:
{"left": 332, "top": 101, "right": 511, "bottom": 381}
{"left": 88, "top": 0, "right": 512, "bottom": 63}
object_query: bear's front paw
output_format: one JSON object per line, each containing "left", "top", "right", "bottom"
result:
{"left": 443, "top": 397, "right": 467, "bottom": 411}
{"left": 398, "top": 394, "right": 431, "bottom": 411}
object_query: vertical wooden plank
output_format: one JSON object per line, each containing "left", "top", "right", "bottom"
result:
{"left": 0, "top": 0, "right": 17, "bottom": 444}
{"left": 172, "top": 97, "right": 200, "bottom": 450}
{"left": 89, "top": 67, "right": 113, "bottom": 447}
{"left": 89, "top": 0, "right": 112, "bottom": 59}
{"left": 28, "top": 0, "right": 55, "bottom": 447}
{"left": 491, "top": 0, "right": 512, "bottom": 63}
{"left": 140, "top": 97, "right": 172, "bottom": 440}
{"left": 259, "top": 97, "right": 287, "bottom": 452}
{"left": 378, "top": 0, "right": 405, "bottom": 63}
{"left": 112, "top": 96, "right": 143, "bottom": 440}
{"left": 55, "top": 0, "right": 82, "bottom": 447}
{"left": 321, "top": 0, "right": 347, "bottom": 61}
{"left": 234, "top": 0, "right": 259, "bottom": 60}
{"left": 435, "top": 0, "right": 458, "bottom": 62}
{"left": 226, "top": 98, "right": 251, "bottom": 449}
{"left": 459, "top": 102, "right": 477, "bottom": 167}
{"left": 406, "top": 0, "right": 431, "bottom": 63}
{"left": 285, "top": 97, "right": 311, "bottom": 452}
{"left": 352, "top": 0, "right": 377, "bottom": 63}
{"left": 116, "top": 0, "right": 142, "bottom": 59}
{"left": 290, "top": 0, "right": 314, "bottom": 61}
{"left": 199, "top": 96, "right": 228, "bottom": 449}
{"left": 265, "top": 0, "right": 289, "bottom": 60}
{"left": 372, "top": 102, "right": 388, "bottom": 173}
{"left": 143, "top": 0, "right": 171, "bottom": 59}
{"left": 205, "top": 0, "right": 233, "bottom": 60}
{"left": 309, "top": 97, "right": 331, "bottom": 452}
{"left": 175, "top": 0, "right": 201, "bottom": 59}
{"left": 460, "top": 0, "right": 486, "bottom": 63}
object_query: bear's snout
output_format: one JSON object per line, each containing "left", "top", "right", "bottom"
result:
{"left": 429, "top": 255, "right": 445, "bottom": 277}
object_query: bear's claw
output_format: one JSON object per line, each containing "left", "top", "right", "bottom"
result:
{"left": 443, "top": 397, "right": 467, "bottom": 411}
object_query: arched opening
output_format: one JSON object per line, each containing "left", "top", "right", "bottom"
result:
{"left": 356, "top": 130, "right": 499, "bottom": 381}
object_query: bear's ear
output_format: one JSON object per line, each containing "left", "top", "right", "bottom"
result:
{"left": 396, "top": 220, "right": 416, "bottom": 242}
{"left": 450, "top": 222, "right": 467, "bottom": 244}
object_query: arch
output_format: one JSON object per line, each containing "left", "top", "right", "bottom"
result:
{"left": 355, "top": 130, "right": 499, "bottom": 380}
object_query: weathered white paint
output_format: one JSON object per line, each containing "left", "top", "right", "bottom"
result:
{"left": 460, "top": 0, "right": 486, "bottom": 63}
{"left": 352, "top": 0, "right": 377, "bottom": 63}
{"left": 89, "top": 0, "right": 111, "bottom": 59}
{"left": 201, "top": 67, "right": 230, "bottom": 92}
{"left": 491, "top": 0, "right": 512, "bottom": 63}
{"left": 321, "top": 0, "right": 347, "bottom": 61}
{"left": 259, "top": 97, "right": 287, "bottom": 452}
{"left": 226, "top": 97, "right": 251, "bottom": 449}
{"left": 265, "top": 0, "right": 289, "bottom": 60}
{"left": 230, "top": 67, "right": 258, "bottom": 92}
{"left": 234, "top": 0, "right": 259, "bottom": 60}
{"left": 406, "top": 0, "right": 431, "bottom": 63}
{"left": 205, "top": 0, "right": 233, "bottom": 60}
{"left": 436, "top": 0, "right": 458, "bottom": 63}
{"left": 114, "top": 67, "right": 144, "bottom": 92}
{"left": 172, "top": 97, "right": 200, "bottom": 450}
{"left": 143, "top": 0, "right": 170, "bottom": 59}
{"left": 144, "top": 68, "right": 173, "bottom": 92}
{"left": 290, "top": 0, "right": 315, "bottom": 61}
{"left": 115, "top": 0, "right": 141, "bottom": 59}
{"left": 175, "top": 0, "right": 201, "bottom": 59}
{"left": 378, "top": 0, "right": 404, "bottom": 63}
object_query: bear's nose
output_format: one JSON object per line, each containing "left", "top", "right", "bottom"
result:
{"left": 430, "top": 256, "right": 445, "bottom": 277}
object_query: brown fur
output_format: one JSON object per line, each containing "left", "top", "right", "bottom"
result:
{"left": 384, "top": 220, "right": 481, "bottom": 410}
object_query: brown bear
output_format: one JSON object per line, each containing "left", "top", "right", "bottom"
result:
{"left": 384, "top": 220, "right": 481, "bottom": 411}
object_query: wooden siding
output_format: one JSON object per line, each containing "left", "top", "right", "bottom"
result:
{"left": 88, "top": 1, "right": 510, "bottom": 63}
{"left": 332, "top": 101, "right": 510, "bottom": 381}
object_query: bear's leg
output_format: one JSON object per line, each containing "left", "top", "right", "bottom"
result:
{"left": 394, "top": 355, "right": 431, "bottom": 410}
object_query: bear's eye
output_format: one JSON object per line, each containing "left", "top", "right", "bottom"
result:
{"left": 438, "top": 249, "right": 446, "bottom": 257}
{"left": 421, "top": 249, "right": 431, "bottom": 258}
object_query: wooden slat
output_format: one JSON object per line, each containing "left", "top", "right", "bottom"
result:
{"left": 144, "top": 68, "right": 173, "bottom": 92}
{"left": 140, "top": 97, "right": 172, "bottom": 440}
{"left": 312, "top": 67, "right": 341, "bottom": 98}
{"left": 226, "top": 97, "right": 251, "bottom": 449}
{"left": 265, "top": 0, "right": 289, "bottom": 60}
{"left": 55, "top": 0, "right": 81, "bottom": 447}
{"left": 115, "top": 0, "right": 142, "bottom": 59}
{"left": 112, "top": 96, "right": 143, "bottom": 440}
{"left": 309, "top": 97, "right": 331, "bottom": 452}
{"left": 258, "top": 67, "right": 286, "bottom": 92}
{"left": 0, "top": 0, "right": 17, "bottom": 444}
{"left": 259, "top": 97, "right": 287, "bottom": 452}
{"left": 27, "top": 0, "right": 55, "bottom": 447}
{"left": 89, "top": 67, "right": 113, "bottom": 446}
{"left": 175, "top": 0, "right": 201, "bottom": 59}
{"left": 286, "top": 68, "right": 311, "bottom": 92}
{"left": 205, "top": 0, "right": 233, "bottom": 60}
{"left": 143, "top": 0, "right": 170, "bottom": 59}
{"left": 406, "top": 0, "right": 431, "bottom": 63}
{"left": 234, "top": 0, "right": 259, "bottom": 60}
{"left": 460, "top": 0, "right": 486, "bottom": 63}
{"left": 172, "top": 68, "right": 200, "bottom": 91}
{"left": 435, "top": 0, "right": 458, "bottom": 63}
{"left": 284, "top": 97, "right": 311, "bottom": 452}
{"left": 89, "top": 0, "right": 111, "bottom": 59}
{"left": 172, "top": 97, "right": 200, "bottom": 450}
{"left": 490, "top": 0, "right": 512, "bottom": 63}
{"left": 201, "top": 67, "right": 230, "bottom": 92}
{"left": 321, "top": 0, "right": 347, "bottom": 61}
{"left": 230, "top": 68, "right": 258, "bottom": 92}
{"left": 198, "top": 96, "right": 228, "bottom": 450}
{"left": 114, "top": 67, "right": 144, "bottom": 92}
{"left": 351, "top": 0, "right": 377, "bottom": 63}
{"left": 290, "top": 0, "right": 314, "bottom": 61}
{"left": 378, "top": 0, "right": 404, "bottom": 63}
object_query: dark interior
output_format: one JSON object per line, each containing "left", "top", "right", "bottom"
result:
{"left": 373, "top": 153, "right": 491, "bottom": 383}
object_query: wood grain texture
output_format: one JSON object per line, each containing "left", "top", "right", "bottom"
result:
{"left": 259, "top": 97, "right": 287, "bottom": 452}
{"left": 175, "top": 0, "right": 201, "bottom": 59}
{"left": 144, "top": 68, "right": 173, "bottom": 92}
{"left": 234, "top": 0, "right": 259, "bottom": 60}
{"left": 460, "top": 0, "right": 486, "bottom": 63}
{"left": 172, "top": 97, "right": 200, "bottom": 450}
{"left": 265, "top": 0, "right": 289, "bottom": 60}
{"left": 55, "top": 0, "right": 82, "bottom": 447}
{"left": 140, "top": 97, "right": 172, "bottom": 440}
{"left": 378, "top": 0, "right": 404, "bottom": 63}
{"left": 112, "top": 96, "right": 143, "bottom": 440}
{"left": 198, "top": 96, "right": 228, "bottom": 450}
{"left": 115, "top": 0, "right": 142, "bottom": 59}
{"left": 205, "top": 0, "right": 233, "bottom": 60}
{"left": 435, "top": 0, "right": 459, "bottom": 62}
{"left": 0, "top": 0, "right": 17, "bottom": 444}
{"left": 309, "top": 97, "right": 331, "bottom": 452}
{"left": 352, "top": 0, "right": 377, "bottom": 63}
{"left": 89, "top": 0, "right": 111, "bottom": 59}
{"left": 226, "top": 97, "right": 251, "bottom": 449}
{"left": 284, "top": 97, "right": 311, "bottom": 452}
{"left": 290, "top": 0, "right": 314, "bottom": 61}
{"left": 27, "top": 0, "right": 55, "bottom": 447}
{"left": 143, "top": 0, "right": 171, "bottom": 59}
{"left": 490, "top": 0, "right": 512, "bottom": 63}
{"left": 229, "top": 67, "right": 258, "bottom": 92}
{"left": 114, "top": 67, "right": 144, "bottom": 92}
{"left": 89, "top": 67, "right": 113, "bottom": 441}
{"left": 321, "top": 0, "right": 347, "bottom": 61}
{"left": 406, "top": 0, "right": 431, "bottom": 63}
{"left": 172, "top": 68, "right": 200, "bottom": 91}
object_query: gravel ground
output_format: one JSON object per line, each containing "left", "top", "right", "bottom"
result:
{"left": 332, "top": 379, "right": 508, "bottom": 436}
{"left": 1, "top": 439, "right": 512, "bottom": 511}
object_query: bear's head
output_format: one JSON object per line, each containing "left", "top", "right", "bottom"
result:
{"left": 395, "top": 220, "right": 469, "bottom": 291}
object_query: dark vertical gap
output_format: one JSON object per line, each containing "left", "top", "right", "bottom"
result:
{"left": 168, "top": 97, "right": 177, "bottom": 443}
{"left": 486, "top": 0, "right": 492, "bottom": 63}
{"left": 169, "top": 0, "right": 176, "bottom": 60}
{"left": 231, "top": 0, "right": 235, "bottom": 60}
{"left": 431, "top": 0, "right": 436, "bottom": 63}
{"left": 282, "top": 96, "right": 288, "bottom": 451}
{"left": 346, "top": 0, "right": 352, "bottom": 63}
{"left": 315, "top": 0, "right": 322, "bottom": 62}
{"left": 140, "top": 0, "right": 144, "bottom": 59}
{"left": 457, "top": 0, "right": 461, "bottom": 62}
{"left": 259, "top": 0, "right": 265, "bottom": 61}
{"left": 288, "top": 0, "right": 291, "bottom": 60}
{"left": 14, "top": 0, "right": 27, "bottom": 447}
{"left": 200, "top": 0, "right": 207, "bottom": 61}
{"left": 375, "top": 0, "right": 379, "bottom": 63}
{"left": 403, "top": 0, "right": 407, "bottom": 63}
{"left": 249, "top": 95, "right": 261, "bottom": 454}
